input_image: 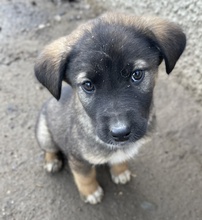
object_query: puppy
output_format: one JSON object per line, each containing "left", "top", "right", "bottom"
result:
{"left": 34, "top": 12, "right": 186, "bottom": 204}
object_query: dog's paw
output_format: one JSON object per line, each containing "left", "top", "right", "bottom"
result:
{"left": 44, "top": 159, "right": 62, "bottom": 173}
{"left": 82, "top": 186, "right": 104, "bottom": 205}
{"left": 111, "top": 169, "right": 131, "bottom": 184}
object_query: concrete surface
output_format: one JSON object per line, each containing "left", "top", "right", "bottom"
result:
{"left": 0, "top": 0, "right": 202, "bottom": 220}
{"left": 87, "top": 0, "right": 202, "bottom": 104}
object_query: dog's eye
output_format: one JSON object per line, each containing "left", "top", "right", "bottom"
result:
{"left": 81, "top": 81, "right": 95, "bottom": 93}
{"left": 131, "top": 69, "right": 145, "bottom": 83}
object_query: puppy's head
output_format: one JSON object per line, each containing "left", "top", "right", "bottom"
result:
{"left": 35, "top": 13, "right": 186, "bottom": 147}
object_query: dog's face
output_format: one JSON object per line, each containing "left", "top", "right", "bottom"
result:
{"left": 66, "top": 22, "right": 161, "bottom": 145}
{"left": 35, "top": 13, "right": 186, "bottom": 147}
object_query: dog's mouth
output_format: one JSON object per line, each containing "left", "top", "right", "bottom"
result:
{"left": 95, "top": 137, "right": 130, "bottom": 149}
{"left": 108, "top": 139, "right": 129, "bottom": 146}
{"left": 96, "top": 133, "right": 143, "bottom": 149}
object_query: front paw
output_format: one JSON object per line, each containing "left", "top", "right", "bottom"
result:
{"left": 110, "top": 162, "right": 131, "bottom": 184}
{"left": 44, "top": 158, "right": 62, "bottom": 173}
{"left": 81, "top": 186, "right": 104, "bottom": 205}
{"left": 111, "top": 169, "right": 131, "bottom": 184}
{"left": 44, "top": 152, "right": 62, "bottom": 173}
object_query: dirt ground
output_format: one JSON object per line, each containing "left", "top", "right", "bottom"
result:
{"left": 0, "top": 0, "right": 202, "bottom": 220}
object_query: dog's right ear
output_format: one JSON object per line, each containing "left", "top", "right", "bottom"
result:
{"left": 34, "top": 37, "right": 71, "bottom": 100}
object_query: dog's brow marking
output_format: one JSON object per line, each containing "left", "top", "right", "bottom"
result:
{"left": 134, "top": 59, "right": 148, "bottom": 69}
{"left": 77, "top": 72, "right": 87, "bottom": 83}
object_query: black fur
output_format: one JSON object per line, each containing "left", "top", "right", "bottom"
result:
{"left": 62, "top": 21, "right": 160, "bottom": 145}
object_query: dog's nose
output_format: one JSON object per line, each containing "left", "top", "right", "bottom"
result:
{"left": 110, "top": 124, "right": 131, "bottom": 142}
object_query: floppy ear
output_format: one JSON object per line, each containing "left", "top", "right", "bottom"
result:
{"left": 101, "top": 13, "right": 186, "bottom": 74}
{"left": 34, "top": 22, "right": 93, "bottom": 100}
{"left": 34, "top": 37, "right": 70, "bottom": 100}
{"left": 144, "top": 18, "right": 186, "bottom": 74}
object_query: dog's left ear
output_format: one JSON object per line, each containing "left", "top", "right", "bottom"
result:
{"left": 102, "top": 13, "right": 186, "bottom": 74}
{"left": 145, "top": 18, "right": 186, "bottom": 74}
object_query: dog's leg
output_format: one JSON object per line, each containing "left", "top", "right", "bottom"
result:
{"left": 36, "top": 111, "right": 62, "bottom": 173}
{"left": 110, "top": 162, "right": 131, "bottom": 184}
{"left": 44, "top": 151, "right": 62, "bottom": 173}
{"left": 69, "top": 158, "right": 103, "bottom": 204}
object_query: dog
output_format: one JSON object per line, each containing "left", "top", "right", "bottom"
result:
{"left": 34, "top": 12, "right": 186, "bottom": 204}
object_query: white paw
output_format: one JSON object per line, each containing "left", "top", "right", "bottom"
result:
{"left": 111, "top": 169, "right": 131, "bottom": 184}
{"left": 44, "top": 159, "right": 62, "bottom": 173}
{"left": 84, "top": 186, "right": 104, "bottom": 205}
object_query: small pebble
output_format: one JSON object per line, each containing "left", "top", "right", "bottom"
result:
{"left": 6, "top": 104, "right": 18, "bottom": 114}
{"left": 141, "top": 201, "right": 156, "bottom": 211}
{"left": 76, "top": 15, "right": 81, "bottom": 20}
{"left": 84, "top": 4, "right": 91, "bottom": 10}
{"left": 36, "top": 85, "right": 44, "bottom": 90}
{"left": 118, "top": 191, "right": 123, "bottom": 196}
{"left": 38, "top": 24, "right": 46, "bottom": 30}
{"left": 31, "top": 1, "right": 37, "bottom": 6}
{"left": 54, "top": 15, "right": 62, "bottom": 22}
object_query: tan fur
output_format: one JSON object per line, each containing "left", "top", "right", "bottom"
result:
{"left": 110, "top": 162, "right": 129, "bottom": 177}
{"left": 44, "top": 151, "right": 59, "bottom": 163}
{"left": 36, "top": 21, "right": 93, "bottom": 77}
{"left": 100, "top": 12, "right": 179, "bottom": 41}
{"left": 71, "top": 167, "right": 99, "bottom": 197}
